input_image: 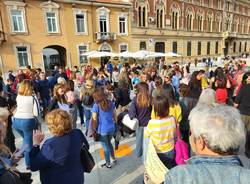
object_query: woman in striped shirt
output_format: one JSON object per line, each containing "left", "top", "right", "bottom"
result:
{"left": 145, "top": 94, "right": 176, "bottom": 168}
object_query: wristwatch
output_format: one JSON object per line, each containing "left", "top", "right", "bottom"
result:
{"left": 33, "top": 144, "right": 40, "bottom": 148}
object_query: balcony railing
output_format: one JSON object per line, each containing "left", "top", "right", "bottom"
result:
{"left": 95, "top": 32, "right": 116, "bottom": 42}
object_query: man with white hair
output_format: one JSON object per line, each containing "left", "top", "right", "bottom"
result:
{"left": 164, "top": 104, "right": 250, "bottom": 184}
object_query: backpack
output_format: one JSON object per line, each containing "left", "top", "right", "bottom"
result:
{"left": 82, "top": 93, "right": 94, "bottom": 107}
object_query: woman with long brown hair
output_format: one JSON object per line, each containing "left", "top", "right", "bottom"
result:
{"left": 128, "top": 82, "right": 152, "bottom": 158}
{"left": 91, "top": 88, "right": 117, "bottom": 168}
{"left": 48, "top": 83, "right": 67, "bottom": 112}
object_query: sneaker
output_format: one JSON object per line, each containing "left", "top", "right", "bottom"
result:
{"left": 111, "top": 157, "right": 117, "bottom": 164}
{"left": 101, "top": 163, "right": 112, "bottom": 169}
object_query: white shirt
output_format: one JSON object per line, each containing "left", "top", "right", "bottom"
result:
{"left": 14, "top": 95, "right": 39, "bottom": 119}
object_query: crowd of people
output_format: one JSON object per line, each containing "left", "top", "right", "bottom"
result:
{"left": 0, "top": 57, "right": 250, "bottom": 184}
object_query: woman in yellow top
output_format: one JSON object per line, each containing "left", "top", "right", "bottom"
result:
{"left": 151, "top": 86, "right": 182, "bottom": 124}
{"left": 145, "top": 94, "right": 176, "bottom": 168}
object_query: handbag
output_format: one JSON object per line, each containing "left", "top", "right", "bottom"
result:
{"left": 0, "top": 157, "right": 32, "bottom": 184}
{"left": 122, "top": 114, "right": 139, "bottom": 130}
{"left": 80, "top": 144, "right": 95, "bottom": 173}
{"left": 144, "top": 139, "right": 168, "bottom": 184}
{"left": 174, "top": 118, "right": 189, "bottom": 165}
{"left": 33, "top": 96, "right": 41, "bottom": 130}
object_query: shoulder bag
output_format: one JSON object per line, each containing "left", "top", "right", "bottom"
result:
{"left": 173, "top": 117, "right": 189, "bottom": 165}
{"left": 80, "top": 144, "right": 95, "bottom": 173}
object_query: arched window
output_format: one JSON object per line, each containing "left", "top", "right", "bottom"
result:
{"left": 172, "top": 11, "right": 179, "bottom": 29}
{"left": 208, "top": 17, "right": 212, "bottom": 32}
{"left": 170, "top": 2, "right": 180, "bottom": 30}
{"left": 186, "top": 7, "right": 194, "bottom": 31}
{"left": 187, "top": 14, "right": 193, "bottom": 30}
{"left": 138, "top": 6, "right": 142, "bottom": 26}
{"left": 138, "top": 4, "right": 147, "bottom": 27}
{"left": 197, "top": 15, "right": 203, "bottom": 31}
{"left": 156, "top": 7, "right": 164, "bottom": 28}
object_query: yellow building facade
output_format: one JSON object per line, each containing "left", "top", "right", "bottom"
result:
{"left": 0, "top": 0, "right": 131, "bottom": 73}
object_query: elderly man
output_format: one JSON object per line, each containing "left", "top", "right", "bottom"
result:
{"left": 165, "top": 104, "right": 250, "bottom": 184}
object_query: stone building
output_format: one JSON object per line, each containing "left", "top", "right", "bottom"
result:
{"left": 0, "top": 0, "right": 131, "bottom": 73}
{"left": 131, "top": 0, "right": 250, "bottom": 62}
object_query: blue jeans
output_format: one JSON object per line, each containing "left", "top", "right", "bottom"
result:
{"left": 83, "top": 106, "right": 92, "bottom": 131}
{"left": 136, "top": 126, "right": 144, "bottom": 158}
{"left": 99, "top": 133, "right": 115, "bottom": 165}
{"left": 12, "top": 118, "right": 36, "bottom": 167}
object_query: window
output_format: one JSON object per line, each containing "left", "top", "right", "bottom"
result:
{"left": 245, "top": 42, "right": 247, "bottom": 52}
{"left": 156, "top": 9, "right": 163, "bottom": 28}
{"left": 207, "top": 42, "right": 210, "bottom": 55}
{"left": 11, "top": 10, "right": 25, "bottom": 32}
{"left": 78, "top": 45, "right": 88, "bottom": 64}
{"left": 138, "top": 6, "right": 146, "bottom": 27}
{"left": 215, "top": 42, "right": 219, "bottom": 54}
{"left": 172, "top": 42, "right": 177, "bottom": 54}
{"left": 226, "top": 20, "right": 231, "bottom": 31}
{"left": 140, "top": 41, "right": 146, "bottom": 50}
{"left": 187, "top": 41, "right": 192, "bottom": 56}
{"left": 119, "top": 44, "right": 128, "bottom": 53}
{"left": 119, "top": 16, "right": 127, "bottom": 34}
{"left": 233, "top": 42, "right": 236, "bottom": 52}
{"left": 197, "top": 42, "right": 201, "bottom": 55}
{"left": 75, "top": 12, "right": 86, "bottom": 33}
{"left": 239, "top": 42, "right": 242, "bottom": 52}
{"left": 16, "top": 46, "right": 28, "bottom": 67}
{"left": 171, "top": 11, "right": 179, "bottom": 29}
{"left": 187, "top": 14, "right": 193, "bottom": 30}
{"left": 197, "top": 15, "right": 203, "bottom": 31}
{"left": 208, "top": 17, "right": 213, "bottom": 32}
{"left": 46, "top": 12, "right": 58, "bottom": 33}
{"left": 99, "top": 15, "right": 107, "bottom": 33}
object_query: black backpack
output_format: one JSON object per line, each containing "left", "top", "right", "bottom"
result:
{"left": 82, "top": 93, "right": 94, "bottom": 107}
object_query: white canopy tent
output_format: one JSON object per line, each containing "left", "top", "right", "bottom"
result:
{"left": 87, "top": 51, "right": 118, "bottom": 58}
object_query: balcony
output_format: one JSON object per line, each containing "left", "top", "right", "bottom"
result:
{"left": 95, "top": 32, "right": 116, "bottom": 43}
{"left": 222, "top": 31, "right": 237, "bottom": 39}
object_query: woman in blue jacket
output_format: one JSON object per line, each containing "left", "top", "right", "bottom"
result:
{"left": 29, "top": 109, "right": 89, "bottom": 184}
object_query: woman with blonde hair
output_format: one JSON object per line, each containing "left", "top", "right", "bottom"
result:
{"left": 13, "top": 80, "right": 39, "bottom": 169}
{"left": 128, "top": 82, "right": 152, "bottom": 158}
{"left": 30, "top": 109, "right": 89, "bottom": 184}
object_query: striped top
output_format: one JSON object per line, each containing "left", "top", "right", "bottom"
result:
{"left": 144, "top": 116, "right": 176, "bottom": 153}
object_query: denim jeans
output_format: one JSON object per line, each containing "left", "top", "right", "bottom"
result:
{"left": 83, "top": 106, "right": 92, "bottom": 132}
{"left": 12, "top": 118, "right": 36, "bottom": 167}
{"left": 136, "top": 126, "right": 144, "bottom": 158}
{"left": 99, "top": 133, "right": 115, "bottom": 165}
{"left": 158, "top": 149, "right": 176, "bottom": 169}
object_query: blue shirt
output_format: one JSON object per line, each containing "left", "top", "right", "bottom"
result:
{"left": 165, "top": 155, "right": 250, "bottom": 184}
{"left": 29, "top": 129, "right": 88, "bottom": 184}
{"left": 92, "top": 102, "right": 115, "bottom": 135}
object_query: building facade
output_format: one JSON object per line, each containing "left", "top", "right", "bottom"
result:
{"left": 131, "top": 0, "right": 250, "bottom": 62}
{"left": 0, "top": 0, "right": 131, "bottom": 73}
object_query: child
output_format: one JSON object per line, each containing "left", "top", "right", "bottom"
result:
{"left": 145, "top": 94, "right": 176, "bottom": 169}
